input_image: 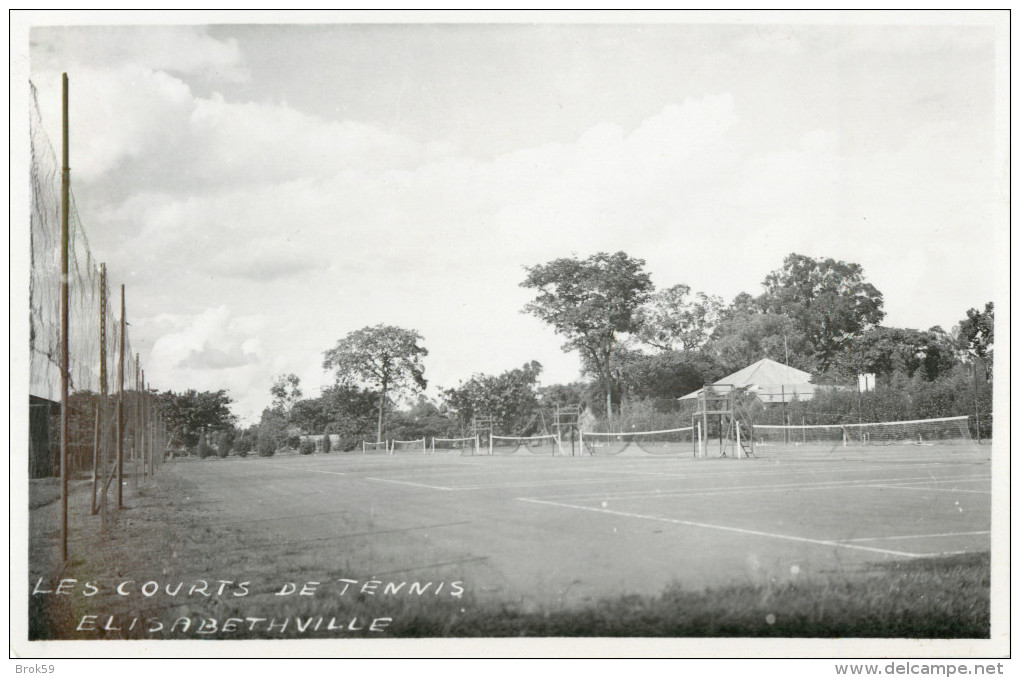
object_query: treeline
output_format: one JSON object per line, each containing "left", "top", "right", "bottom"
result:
{"left": 161, "top": 252, "right": 994, "bottom": 457}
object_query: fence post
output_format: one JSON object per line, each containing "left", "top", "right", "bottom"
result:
{"left": 134, "top": 356, "right": 141, "bottom": 480}
{"left": 90, "top": 402, "right": 100, "bottom": 514}
{"left": 92, "top": 263, "right": 108, "bottom": 515}
{"left": 58, "top": 72, "right": 70, "bottom": 563}
{"left": 117, "top": 285, "right": 125, "bottom": 507}
{"left": 141, "top": 370, "right": 147, "bottom": 477}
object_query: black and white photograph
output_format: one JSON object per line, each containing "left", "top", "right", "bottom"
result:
{"left": 10, "top": 10, "right": 1010, "bottom": 662}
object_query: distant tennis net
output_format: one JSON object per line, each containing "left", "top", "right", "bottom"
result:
{"left": 431, "top": 436, "right": 478, "bottom": 456}
{"left": 490, "top": 434, "right": 560, "bottom": 456}
{"left": 751, "top": 415, "right": 977, "bottom": 458}
{"left": 581, "top": 427, "right": 695, "bottom": 456}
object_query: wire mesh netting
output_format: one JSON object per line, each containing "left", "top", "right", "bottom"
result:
{"left": 750, "top": 416, "right": 978, "bottom": 459}
{"left": 28, "top": 80, "right": 165, "bottom": 502}
{"left": 581, "top": 427, "right": 696, "bottom": 456}
{"left": 431, "top": 437, "right": 477, "bottom": 456}
{"left": 490, "top": 434, "right": 560, "bottom": 455}
{"left": 390, "top": 438, "right": 427, "bottom": 455}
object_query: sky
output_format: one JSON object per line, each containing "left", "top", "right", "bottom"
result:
{"left": 17, "top": 12, "right": 1009, "bottom": 425}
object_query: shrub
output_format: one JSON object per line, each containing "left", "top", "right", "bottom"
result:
{"left": 216, "top": 430, "right": 234, "bottom": 458}
{"left": 299, "top": 439, "right": 316, "bottom": 455}
{"left": 321, "top": 433, "right": 332, "bottom": 454}
{"left": 196, "top": 436, "right": 213, "bottom": 459}
{"left": 256, "top": 431, "right": 276, "bottom": 457}
{"left": 234, "top": 434, "right": 252, "bottom": 457}
{"left": 338, "top": 435, "right": 361, "bottom": 453}
{"left": 287, "top": 433, "right": 302, "bottom": 450}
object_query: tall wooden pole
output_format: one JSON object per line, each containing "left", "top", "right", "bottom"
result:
{"left": 141, "top": 370, "right": 147, "bottom": 477}
{"left": 147, "top": 389, "right": 154, "bottom": 475}
{"left": 90, "top": 402, "right": 99, "bottom": 514}
{"left": 116, "top": 285, "right": 125, "bottom": 507}
{"left": 59, "top": 73, "right": 70, "bottom": 562}
{"left": 134, "top": 355, "right": 140, "bottom": 468}
{"left": 91, "top": 263, "right": 107, "bottom": 514}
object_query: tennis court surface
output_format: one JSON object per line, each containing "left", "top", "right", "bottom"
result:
{"left": 170, "top": 443, "right": 991, "bottom": 609}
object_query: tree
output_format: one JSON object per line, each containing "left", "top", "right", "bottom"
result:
{"left": 956, "top": 302, "right": 994, "bottom": 362}
{"left": 635, "top": 284, "right": 724, "bottom": 353}
{"left": 290, "top": 396, "right": 329, "bottom": 434}
{"left": 538, "top": 382, "right": 591, "bottom": 410}
{"left": 442, "top": 361, "right": 544, "bottom": 435}
{"left": 234, "top": 428, "right": 254, "bottom": 457}
{"left": 718, "top": 292, "right": 759, "bottom": 322}
{"left": 196, "top": 433, "right": 213, "bottom": 459}
{"left": 521, "top": 251, "right": 653, "bottom": 424}
{"left": 708, "top": 311, "right": 814, "bottom": 374}
{"left": 616, "top": 349, "right": 722, "bottom": 400}
{"left": 320, "top": 384, "right": 379, "bottom": 434}
{"left": 257, "top": 407, "right": 288, "bottom": 457}
{"left": 758, "top": 253, "right": 885, "bottom": 368}
{"left": 844, "top": 326, "right": 958, "bottom": 383}
{"left": 322, "top": 324, "right": 428, "bottom": 443}
{"left": 270, "top": 373, "right": 303, "bottom": 413}
{"left": 157, "top": 389, "right": 237, "bottom": 450}
{"left": 215, "top": 430, "right": 234, "bottom": 458}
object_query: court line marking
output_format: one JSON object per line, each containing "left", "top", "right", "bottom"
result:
{"left": 530, "top": 473, "right": 990, "bottom": 502}
{"left": 261, "top": 460, "right": 986, "bottom": 495}
{"left": 372, "top": 462, "right": 975, "bottom": 491}
{"left": 365, "top": 477, "right": 455, "bottom": 491}
{"left": 516, "top": 497, "right": 925, "bottom": 558}
{"left": 839, "top": 530, "right": 991, "bottom": 543}
{"left": 865, "top": 483, "right": 992, "bottom": 495}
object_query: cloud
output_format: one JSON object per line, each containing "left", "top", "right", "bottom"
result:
{"left": 75, "top": 85, "right": 993, "bottom": 419}
{"left": 31, "top": 25, "right": 248, "bottom": 81}
{"left": 25, "top": 24, "right": 998, "bottom": 423}
{"left": 149, "top": 307, "right": 262, "bottom": 374}
{"left": 179, "top": 343, "right": 258, "bottom": 370}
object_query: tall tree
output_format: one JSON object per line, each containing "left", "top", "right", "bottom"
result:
{"left": 708, "top": 311, "right": 815, "bottom": 374}
{"left": 322, "top": 324, "right": 428, "bottom": 442}
{"left": 270, "top": 373, "right": 302, "bottom": 413}
{"left": 521, "top": 251, "right": 653, "bottom": 424}
{"left": 289, "top": 396, "right": 328, "bottom": 434}
{"left": 616, "top": 349, "right": 722, "bottom": 400}
{"left": 956, "top": 302, "right": 994, "bottom": 360}
{"left": 635, "top": 284, "right": 724, "bottom": 353}
{"left": 157, "top": 389, "right": 237, "bottom": 449}
{"left": 845, "top": 326, "right": 959, "bottom": 382}
{"left": 758, "top": 253, "right": 885, "bottom": 368}
{"left": 320, "top": 383, "right": 380, "bottom": 435}
{"left": 441, "top": 361, "right": 543, "bottom": 435}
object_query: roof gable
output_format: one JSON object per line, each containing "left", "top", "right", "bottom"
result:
{"left": 680, "top": 358, "right": 815, "bottom": 401}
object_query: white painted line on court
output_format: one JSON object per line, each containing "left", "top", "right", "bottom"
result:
{"left": 865, "top": 483, "right": 991, "bottom": 494}
{"left": 517, "top": 497, "right": 925, "bottom": 558}
{"left": 468, "top": 469, "right": 984, "bottom": 493}
{"left": 532, "top": 473, "right": 989, "bottom": 502}
{"left": 450, "top": 476, "right": 684, "bottom": 490}
{"left": 839, "top": 530, "right": 991, "bottom": 543}
{"left": 365, "top": 477, "right": 455, "bottom": 491}
{"left": 436, "top": 463, "right": 975, "bottom": 492}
